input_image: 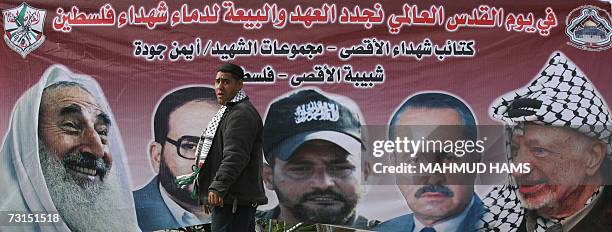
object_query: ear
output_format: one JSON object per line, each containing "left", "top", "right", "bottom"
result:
{"left": 585, "top": 140, "right": 606, "bottom": 176}
{"left": 238, "top": 79, "right": 244, "bottom": 89}
{"left": 262, "top": 163, "right": 274, "bottom": 190}
{"left": 362, "top": 160, "right": 371, "bottom": 182}
{"left": 149, "top": 141, "right": 163, "bottom": 173}
{"left": 468, "top": 153, "right": 481, "bottom": 183}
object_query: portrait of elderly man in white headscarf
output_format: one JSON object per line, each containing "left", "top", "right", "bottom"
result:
{"left": 0, "top": 65, "right": 140, "bottom": 231}
{"left": 479, "top": 52, "right": 612, "bottom": 232}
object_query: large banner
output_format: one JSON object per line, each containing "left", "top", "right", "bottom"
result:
{"left": 1, "top": 1, "right": 611, "bottom": 231}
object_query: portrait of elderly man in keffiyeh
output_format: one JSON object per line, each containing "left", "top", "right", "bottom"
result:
{"left": 479, "top": 52, "right": 612, "bottom": 232}
{"left": 0, "top": 65, "right": 140, "bottom": 232}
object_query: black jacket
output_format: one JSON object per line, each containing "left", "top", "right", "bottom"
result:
{"left": 198, "top": 97, "right": 267, "bottom": 206}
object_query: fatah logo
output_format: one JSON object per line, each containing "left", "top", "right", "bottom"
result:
{"left": 3, "top": 3, "right": 46, "bottom": 58}
{"left": 565, "top": 5, "right": 612, "bottom": 51}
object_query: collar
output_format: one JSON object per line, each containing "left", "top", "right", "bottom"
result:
{"left": 413, "top": 195, "right": 476, "bottom": 232}
{"left": 562, "top": 198, "right": 598, "bottom": 232}
{"left": 224, "top": 96, "right": 249, "bottom": 106}
{"left": 223, "top": 89, "right": 248, "bottom": 106}
{"left": 269, "top": 205, "right": 281, "bottom": 219}
{"left": 159, "top": 182, "right": 210, "bottom": 226}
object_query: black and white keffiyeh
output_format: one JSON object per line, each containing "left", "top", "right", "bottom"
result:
{"left": 480, "top": 184, "right": 603, "bottom": 232}
{"left": 175, "top": 89, "right": 248, "bottom": 198}
{"left": 489, "top": 51, "right": 612, "bottom": 156}
{"left": 480, "top": 52, "right": 611, "bottom": 232}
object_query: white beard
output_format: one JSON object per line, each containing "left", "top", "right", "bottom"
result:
{"left": 516, "top": 188, "right": 556, "bottom": 210}
{"left": 39, "top": 142, "right": 135, "bottom": 231}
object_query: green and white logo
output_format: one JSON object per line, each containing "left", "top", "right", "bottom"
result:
{"left": 3, "top": 3, "right": 46, "bottom": 58}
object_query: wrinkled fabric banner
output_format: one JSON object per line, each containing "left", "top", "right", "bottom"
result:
{"left": 1, "top": 1, "right": 611, "bottom": 231}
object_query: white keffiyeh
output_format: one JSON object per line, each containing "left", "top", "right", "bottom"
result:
{"left": 0, "top": 64, "right": 140, "bottom": 232}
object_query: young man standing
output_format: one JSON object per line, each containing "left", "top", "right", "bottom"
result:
{"left": 177, "top": 63, "right": 267, "bottom": 232}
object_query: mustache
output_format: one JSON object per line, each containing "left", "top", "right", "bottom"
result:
{"left": 62, "top": 152, "right": 108, "bottom": 181}
{"left": 299, "top": 188, "right": 348, "bottom": 203}
{"left": 415, "top": 185, "right": 454, "bottom": 198}
{"left": 514, "top": 175, "right": 548, "bottom": 186}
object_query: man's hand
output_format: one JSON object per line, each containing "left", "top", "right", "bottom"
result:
{"left": 208, "top": 191, "right": 224, "bottom": 207}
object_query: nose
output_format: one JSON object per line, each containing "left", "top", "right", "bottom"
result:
{"left": 79, "top": 126, "right": 106, "bottom": 159}
{"left": 425, "top": 172, "right": 446, "bottom": 186}
{"left": 310, "top": 166, "right": 335, "bottom": 190}
{"left": 511, "top": 145, "right": 532, "bottom": 179}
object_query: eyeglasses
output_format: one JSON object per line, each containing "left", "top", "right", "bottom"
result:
{"left": 165, "top": 136, "right": 200, "bottom": 160}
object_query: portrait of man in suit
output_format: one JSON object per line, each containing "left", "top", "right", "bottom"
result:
{"left": 376, "top": 92, "right": 484, "bottom": 232}
{"left": 133, "top": 86, "right": 219, "bottom": 231}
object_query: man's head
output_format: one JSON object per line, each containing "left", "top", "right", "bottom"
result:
{"left": 262, "top": 88, "right": 366, "bottom": 224}
{"left": 215, "top": 63, "right": 244, "bottom": 105}
{"left": 37, "top": 81, "right": 128, "bottom": 230}
{"left": 150, "top": 86, "right": 219, "bottom": 209}
{"left": 388, "top": 92, "right": 478, "bottom": 225}
{"left": 509, "top": 123, "right": 606, "bottom": 212}
{"left": 490, "top": 52, "right": 612, "bottom": 218}
{"left": 38, "top": 81, "right": 112, "bottom": 185}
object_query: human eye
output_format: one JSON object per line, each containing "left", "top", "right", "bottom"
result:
{"left": 94, "top": 125, "right": 109, "bottom": 143}
{"left": 328, "top": 164, "right": 355, "bottom": 177}
{"left": 60, "top": 121, "right": 81, "bottom": 134}
{"left": 288, "top": 166, "right": 311, "bottom": 172}
{"left": 529, "top": 147, "right": 550, "bottom": 157}
{"left": 397, "top": 155, "right": 418, "bottom": 165}
{"left": 286, "top": 165, "right": 313, "bottom": 179}
{"left": 97, "top": 128, "right": 109, "bottom": 136}
{"left": 442, "top": 153, "right": 460, "bottom": 162}
{"left": 181, "top": 140, "right": 198, "bottom": 151}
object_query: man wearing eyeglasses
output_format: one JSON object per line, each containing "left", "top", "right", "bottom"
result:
{"left": 133, "top": 86, "right": 219, "bottom": 231}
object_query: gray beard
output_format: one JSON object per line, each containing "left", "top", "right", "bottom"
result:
{"left": 39, "top": 141, "right": 135, "bottom": 231}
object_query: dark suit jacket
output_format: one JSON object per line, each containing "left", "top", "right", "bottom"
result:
{"left": 374, "top": 194, "right": 484, "bottom": 232}
{"left": 133, "top": 176, "right": 181, "bottom": 231}
{"left": 517, "top": 186, "right": 612, "bottom": 232}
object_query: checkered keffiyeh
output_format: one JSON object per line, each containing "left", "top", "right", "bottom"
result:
{"left": 175, "top": 89, "right": 248, "bottom": 199}
{"left": 480, "top": 52, "right": 611, "bottom": 232}
{"left": 480, "top": 185, "right": 602, "bottom": 232}
{"left": 489, "top": 51, "right": 612, "bottom": 155}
